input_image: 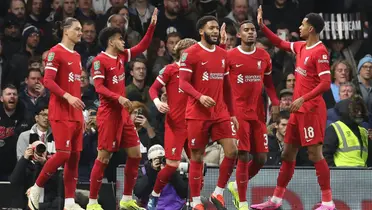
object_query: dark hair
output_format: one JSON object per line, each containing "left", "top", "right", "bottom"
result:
{"left": 166, "top": 32, "right": 181, "bottom": 42}
{"left": 257, "top": 37, "right": 273, "bottom": 49}
{"left": 226, "top": 24, "right": 237, "bottom": 36}
{"left": 2, "top": 84, "right": 17, "bottom": 95}
{"left": 276, "top": 110, "right": 290, "bottom": 124}
{"left": 82, "top": 19, "right": 95, "bottom": 27}
{"left": 35, "top": 104, "right": 48, "bottom": 115}
{"left": 54, "top": 17, "right": 80, "bottom": 40}
{"left": 305, "top": 13, "right": 325, "bottom": 34}
{"left": 130, "top": 58, "right": 147, "bottom": 71}
{"left": 27, "top": 68, "right": 42, "bottom": 77}
{"left": 98, "top": 26, "right": 122, "bottom": 49}
{"left": 276, "top": 22, "right": 289, "bottom": 30}
{"left": 26, "top": 0, "right": 40, "bottom": 15}
{"left": 239, "top": 20, "right": 254, "bottom": 27}
{"left": 196, "top": 15, "right": 218, "bottom": 30}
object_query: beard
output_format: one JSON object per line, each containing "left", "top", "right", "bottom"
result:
{"left": 204, "top": 32, "right": 218, "bottom": 45}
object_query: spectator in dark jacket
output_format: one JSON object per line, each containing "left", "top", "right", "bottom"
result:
{"left": 1, "top": 13, "right": 22, "bottom": 61}
{"left": 266, "top": 111, "right": 289, "bottom": 165}
{"left": 19, "top": 68, "right": 50, "bottom": 129}
{"left": 80, "top": 69, "right": 98, "bottom": 109}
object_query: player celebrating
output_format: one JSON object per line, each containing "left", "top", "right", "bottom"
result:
{"left": 251, "top": 6, "right": 335, "bottom": 210}
{"left": 86, "top": 9, "right": 157, "bottom": 210}
{"left": 226, "top": 21, "right": 279, "bottom": 210}
{"left": 146, "top": 38, "right": 197, "bottom": 210}
{"left": 179, "top": 16, "right": 238, "bottom": 210}
{"left": 27, "top": 17, "right": 85, "bottom": 210}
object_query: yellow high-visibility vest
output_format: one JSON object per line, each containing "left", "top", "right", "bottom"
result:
{"left": 331, "top": 121, "right": 368, "bottom": 167}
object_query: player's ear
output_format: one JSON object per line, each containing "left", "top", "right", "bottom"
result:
{"left": 237, "top": 32, "right": 241, "bottom": 39}
{"left": 309, "top": 26, "right": 314, "bottom": 33}
{"left": 199, "top": 28, "right": 204, "bottom": 36}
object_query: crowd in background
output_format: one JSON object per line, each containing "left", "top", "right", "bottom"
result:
{"left": 0, "top": 0, "right": 372, "bottom": 208}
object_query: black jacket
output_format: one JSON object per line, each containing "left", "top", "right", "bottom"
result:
{"left": 19, "top": 88, "right": 50, "bottom": 129}
{"left": 266, "top": 133, "right": 283, "bottom": 166}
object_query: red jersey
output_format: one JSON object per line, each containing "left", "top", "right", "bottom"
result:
{"left": 91, "top": 51, "right": 129, "bottom": 117}
{"left": 179, "top": 43, "right": 230, "bottom": 120}
{"left": 290, "top": 41, "right": 330, "bottom": 112}
{"left": 44, "top": 43, "right": 83, "bottom": 122}
{"left": 156, "top": 62, "right": 188, "bottom": 128}
{"left": 228, "top": 46, "right": 272, "bottom": 120}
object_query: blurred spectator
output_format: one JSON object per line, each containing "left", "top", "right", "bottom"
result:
{"left": 323, "top": 60, "right": 353, "bottom": 109}
{"left": 25, "top": 0, "right": 45, "bottom": 29}
{"left": 278, "top": 88, "right": 292, "bottom": 111}
{"left": 324, "top": 95, "right": 369, "bottom": 167}
{"left": 46, "top": 0, "right": 61, "bottom": 22}
{"left": 129, "top": 0, "right": 155, "bottom": 31}
{"left": 151, "top": 32, "right": 181, "bottom": 78}
{"left": 225, "top": 0, "right": 254, "bottom": 29}
{"left": 128, "top": 101, "right": 162, "bottom": 162}
{"left": 204, "top": 142, "right": 224, "bottom": 166}
{"left": 328, "top": 40, "right": 362, "bottom": 73}
{"left": 75, "top": 20, "right": 100, "bottom": 66}
{"left": 79, "top": 108, "right": 98, "bottom": 181}
{"left": 262, "top": 0, "right": 299, "bottom": 35}
{"left": 126, "top": 59, "right": 151, "bottom": 104}
{"left": 0, "top": 39, "right": 5, "bottom": 89}
{"left": 92, "top": 0, "right": 113, "bottom": 15}
{"left": 5, "top": 24, "right": 41, "bottom": 89}
{"left": 8, "top": 0, "right": 26, "bottom": 26}
{"left": 2, "top": 14, "right": 22, "bottom": 60}
{"left": 185, "top": 0, "right": 228, "bottom": 27}
{"left": 81, "top": 69, "right": 98, "bottom": 109}
{"left": 266, "top": 110, "right": 289, "bottom": 165}
{"left": 225, "top": 24, "right": 237, "bottom": 50}
{"left": 154, "top": 0, "right": 195, "bottom": 41}
{"left": 116, "top": 6, "right": 143, "bottom": 47}
{"left": 0, "top": 84, "right": 29, "bottom": 181}
{"left": 134, "top": 144, "right": 188, "bottom": 209}
{"left": 352, "top": 54, "right": 372, "bottom": 113}
{"left": 277, "top": 72, "right": 295, "bottom": 94}
{"left": 75, "top": 0, "right": 97, "bottom": 22}
{"left": 19, "top": 68, "right": 50, "bottom": 128}
{"left": 54, "top": 0, "right": 76, "bottom": 21}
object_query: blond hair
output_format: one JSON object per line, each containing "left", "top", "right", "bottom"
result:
{"left": 173, "top": 38, "right": 197, "bottom": 61}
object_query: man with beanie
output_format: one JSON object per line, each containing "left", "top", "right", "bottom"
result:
{"left": 1, "top": 13, "right": 22, "bottom": 60}
{"left": 5, "top": 24, "right": 41, "bottom": 89}
{"left": 352, "top": 54, "right": 372, "bottom": 113}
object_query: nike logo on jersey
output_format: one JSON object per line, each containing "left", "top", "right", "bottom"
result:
{"left": 68, "top": 62, "right": 73, "bottom": 65}
{"left": 201, "top": 61, "right": 208, "bottom": 65}
{"left": 110, "top": 67, "right": 115, "bottom": 70}
{"left": 236, "top": 64, "right": 243, "bottom": 68}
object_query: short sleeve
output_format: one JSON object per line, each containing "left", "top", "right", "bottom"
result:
{"left": 290, "top": 41, "right": 305, "bottom": 54}
{"left": 179, "top": 50, "right": 195, "bottom": 73}
{"left": 156, "top": 66, "right": 171, "bottom": 86}
{"left": 91, "top": 59, "right": 105, "bottom": 80}
{"left": 264, "top": 52, "right": 272, "bottom": 75}
{"left": 44, "top": 50, "right": 59, "bottom": 72}
{"left": 314, "top": 49, "right": 331, "bottom": 76}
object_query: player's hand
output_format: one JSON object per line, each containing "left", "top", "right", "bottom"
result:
{"left": 231, "top": 116, "right": 239, "bottom": 131}
{"left": 150, "top": 8, "right": 158, "bottom": 25}
{"left": 271, "top": 105, "right": 280, "bottom": 122}
{"left": 118, "top": 96, "right": 132, "bottom": 109}
{"left": 199, "top": 95, "right": 216, "bottom": 108}
{"left": 24, "top": 147, "right": 34, "bottom": 159}
{"left": 220, "top": 22, "right": 227, "bottom": 44}
{"left": 64, "top": 93, "right": 85, "bottom": 110}
{"left": 289, "top": 97, "right": 304, "bottom": 113}
{"left": 257, "top": 5, "right": 264, "bottom": 27}
{"left": 154, "top": 98, "right": 169, "bottom": 113}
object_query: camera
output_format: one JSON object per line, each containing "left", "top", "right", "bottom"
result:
{"left": 31, "top": 141, "right": 47, "bottom": 157}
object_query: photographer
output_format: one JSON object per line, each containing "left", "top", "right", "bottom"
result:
{"left": 11, "top": 106, "right": 64, "bottom": 209}
{"left": 134, "top": 145, "right": 188, "bottom": 210}
{"left": 79, "top": 108, "right": 98, "bottom": 181}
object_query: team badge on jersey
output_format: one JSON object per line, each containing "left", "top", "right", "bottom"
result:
{"left": 94, "top": 61, "right": 100, "bottom": 70}
{"left": 304, "top": 57, "right": 309, "bottom": 65}
{"left": 222, "top": 59, "right": 225, "bottom": 68}
{"left": 48, "top": 52, "right": 55, "bottom": 61}
{"left": 257, "top": 60, "right": 262, "bottom": 69}
{"left": 181, "top": 53, "right": 188, "bottom": 62}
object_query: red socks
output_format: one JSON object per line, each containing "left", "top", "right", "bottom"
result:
{"left": 248, "top": 160, "right": 263, "bottom": 180}
{"left": 36, "top": 152, "right": 70, "bottom": 187}
{"left": 314, "top": 159, "right": 332, "bottom": 202}
{"left": 89, "top": 159, "right": 108, "bottom": 199}
{"left": 123, "top": 157, "right": 141, "bottom": 196}
{"left": 236, "top": 160, "right": 249, "bottom": 202}
{"left": 189, "top": 160, "right": 203, "bottom": 198}
{"left": 153, "top": 164, "right": 178, "bottom": 194}
{"left": 217, "top": 157, "right": 235, "bottom": 188}
{"left": 64, "top": 152, "right": 80, "bottom": 198}
{"left": 273, "top": 160, "right": 295, "bottom": 198}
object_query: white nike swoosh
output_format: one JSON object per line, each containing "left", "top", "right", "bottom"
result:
{"left": 236, "top": 64, "right": 243, "bottom": 67}
{"left": 68, "top": 62, "right": 73, "bottom": 65}
{"left": 110, "top": 67, "right": 115, "bottom": 70}
{"left": 202, "top": 62, "right": 208, "bottom": 65}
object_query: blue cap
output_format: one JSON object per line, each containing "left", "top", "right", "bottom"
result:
{"left": 357, "top": 54, "right": 372, "bottom": 74}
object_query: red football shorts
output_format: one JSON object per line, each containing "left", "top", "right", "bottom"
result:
{"left": 186, "top": 118, "right": 236, "bottom": 149}
{"left": 284, "top": 111, "right": 326, "bottom": 146}
{"left": 97, "top": 116, "right": 140, "bottom": 152}
{"left": 51, "top": 120, "right": 83, "bottom": 152}
{"left": 164, "top": 124, "right": 188, "bottom": 161}
{"left": 237, "top": 119, "right": 268, "bottom": 153}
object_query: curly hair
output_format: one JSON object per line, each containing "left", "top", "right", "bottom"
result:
{"left": 173, "top": 38, "right": 197, "bottom": 61}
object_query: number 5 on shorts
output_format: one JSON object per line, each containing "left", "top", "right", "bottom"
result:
{"left": 303, "top": 126, "right": 314, "bottom": 140}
